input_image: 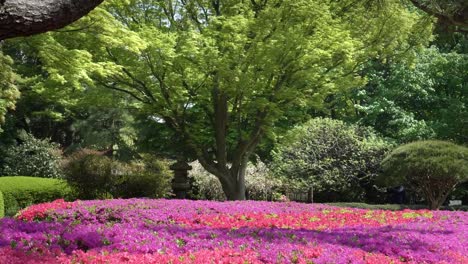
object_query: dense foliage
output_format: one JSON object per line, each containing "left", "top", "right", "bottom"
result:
{"left": 0, "top": 176, "right": 72, "bottom": 216}
{"left": 331, "top": 47, "right": 467, "bottom": 143}
{"left": 0, "top": 51, "right": 19, "bottom": 129}
{"left": 379, "top": 140, "right": 468, "bottom": 209}
{"left": 63, "top": 150, "right": 172, "bottom": 199}
{"left": 0, "top": 199, "right": 466, "bottom": 263}
{"left": 0, "top": 134, "right": 63, "bottom": 178}
{"left": 0, "top": 52, "right": 20, "bottom": 129}
{"left": 114, "top": 156, "right": 173, "bottom": 199}
{"left": 62, "top": 150, "right": 120, "bottom": 199}
{"left": 272, "top": 118, "right": 392, "bottom": 203}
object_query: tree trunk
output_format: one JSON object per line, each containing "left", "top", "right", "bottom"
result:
{"left": 429, "top": 199, "right": 440, "bottom": 210}
{"left": 212, "top": 155, "right": 249, "bottom": 201}
{"left": 0, "top": 0, "right": 104, "bottom": 40}
{"left": 226, "top": 187, "right": 246, "bottom": 201}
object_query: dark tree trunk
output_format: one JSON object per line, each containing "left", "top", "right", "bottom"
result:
{"left": 205, "top": 154, "right": 249, "bottom": 201}
{"left": 224, "top": 159, "right": 247, "bottom": 201}
{"left": 227, "top": 157, "right": 248, "bottom": 200}
{"left": 421, "top": 179, "right": 456, "bottom": 210}
{"left": 0, "top": 0, "right": 104, "bottom": 40}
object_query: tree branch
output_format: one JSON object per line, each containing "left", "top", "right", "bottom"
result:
{"left": 409, "top": 0, "right": 468, "bottom": 29}
{"left": 0, "top": 0, "right": 104, "bottom": 40}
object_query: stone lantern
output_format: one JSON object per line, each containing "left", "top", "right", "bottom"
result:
{"left": 170, "top": 160, "right": 192, "bottom": 199}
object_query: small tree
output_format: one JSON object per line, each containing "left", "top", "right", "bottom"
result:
{"left": 272, "top": 118, "right": 391, "bottom": 202}
{"left": 379, "top": 140, "right": 468, "bottom": 210}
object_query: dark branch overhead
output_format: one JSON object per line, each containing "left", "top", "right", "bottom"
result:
{"left": 0, "top": 0, "right": 103, "bottom": 40}
{"left": 409, "top": 0, "right": 468, "bottom": 33}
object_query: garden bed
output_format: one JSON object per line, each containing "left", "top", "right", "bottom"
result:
{"left": 0, "top": 199, "right": 466, "bottom": 263}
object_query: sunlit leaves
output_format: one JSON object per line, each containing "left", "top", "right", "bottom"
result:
{"left": 0, "top": 51, "right": 20, "bottom": 127}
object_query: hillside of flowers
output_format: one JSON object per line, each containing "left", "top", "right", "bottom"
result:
{"left": 0, "top": 199, "right": 467, "bottom": 264}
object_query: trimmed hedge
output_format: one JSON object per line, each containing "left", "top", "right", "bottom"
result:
{"left": 0, "top": 176, "right": 73, "bottom": 216}
{"left": 0, "top": 190, "right": 4, "bottom": 218}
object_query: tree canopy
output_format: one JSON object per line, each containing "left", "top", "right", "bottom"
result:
{"left": 331, "top": 47, "right": 467, "bottom": 143}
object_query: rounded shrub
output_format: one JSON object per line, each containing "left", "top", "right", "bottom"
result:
{"left": 0, "top": 176, "right": 73, "bottom": 216}
{"left": 0, "top": 134, "right": 63, "bottom": 178}
{"left": 379, "top": 140, "right": 468, "bottom": 209}
{"left": 271, "top": 117, "right": 392, "bottom": 203}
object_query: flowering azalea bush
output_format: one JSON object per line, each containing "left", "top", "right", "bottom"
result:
{"left": 16, "top": 199, "right": 75, "bottom": 221}
{"left": 0, "top": 199, "right": 467, "bottom": 263}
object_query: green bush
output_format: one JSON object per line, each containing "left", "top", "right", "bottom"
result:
{"left": 63, "top": 150, "right": 121, "bottom": 199}
{"left": 0, "top": 191, "right": 4, "bottom": 218}
{"left": 63, "top": 150, "right": 172, "bottom": 199}
{"left": 0, "top": 176, "right": 73, "bottom": 216}
{"left": 115, "top": 156, "right": 173, "bottom": 198}
{"left": 271, "top": 118, "right": 392, "bottom": 203}
{"left": 379, "top": 140, "right": 468, "bottom": 210}
{"left": 0, "top": 134, "right": 63, "bottom": 178}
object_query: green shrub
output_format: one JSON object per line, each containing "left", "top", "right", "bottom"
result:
{"left": 379, "top": 140, "right": 468, "bottom": 210}
{"left": 63, "top": 150, "right": 172, "bottom": 199}
{"left": 115, "top": 156, "right": 173, "bottom": 198}
{"left": 0, "top": 191, "right": 4, "bottom": 218}
{"left": 0, "top": 134, "right": 63, "bottom": 178}
{"left": 271, "top": 118, "right": 392, "bottom": 203}
{"left": 63, "top": 150, "right": 121, "bottom": 199}
{"left": 0, "top": 176, "right": 73, "bottom": 216}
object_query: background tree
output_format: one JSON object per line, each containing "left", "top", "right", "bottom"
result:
{"left": 378, "top": 140, "right": 468, "bottom": 209}
{"left": 3, "top": 0, "right": 432, "bottom": 200}
{"left": 0, "top": 51, "right": 20, "bottom": 130}
{"left": 0, "top": 36, "right": 140, "bottom": 160}
{"left": 338, "top": 47, "right": 467, "bottom": 143}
